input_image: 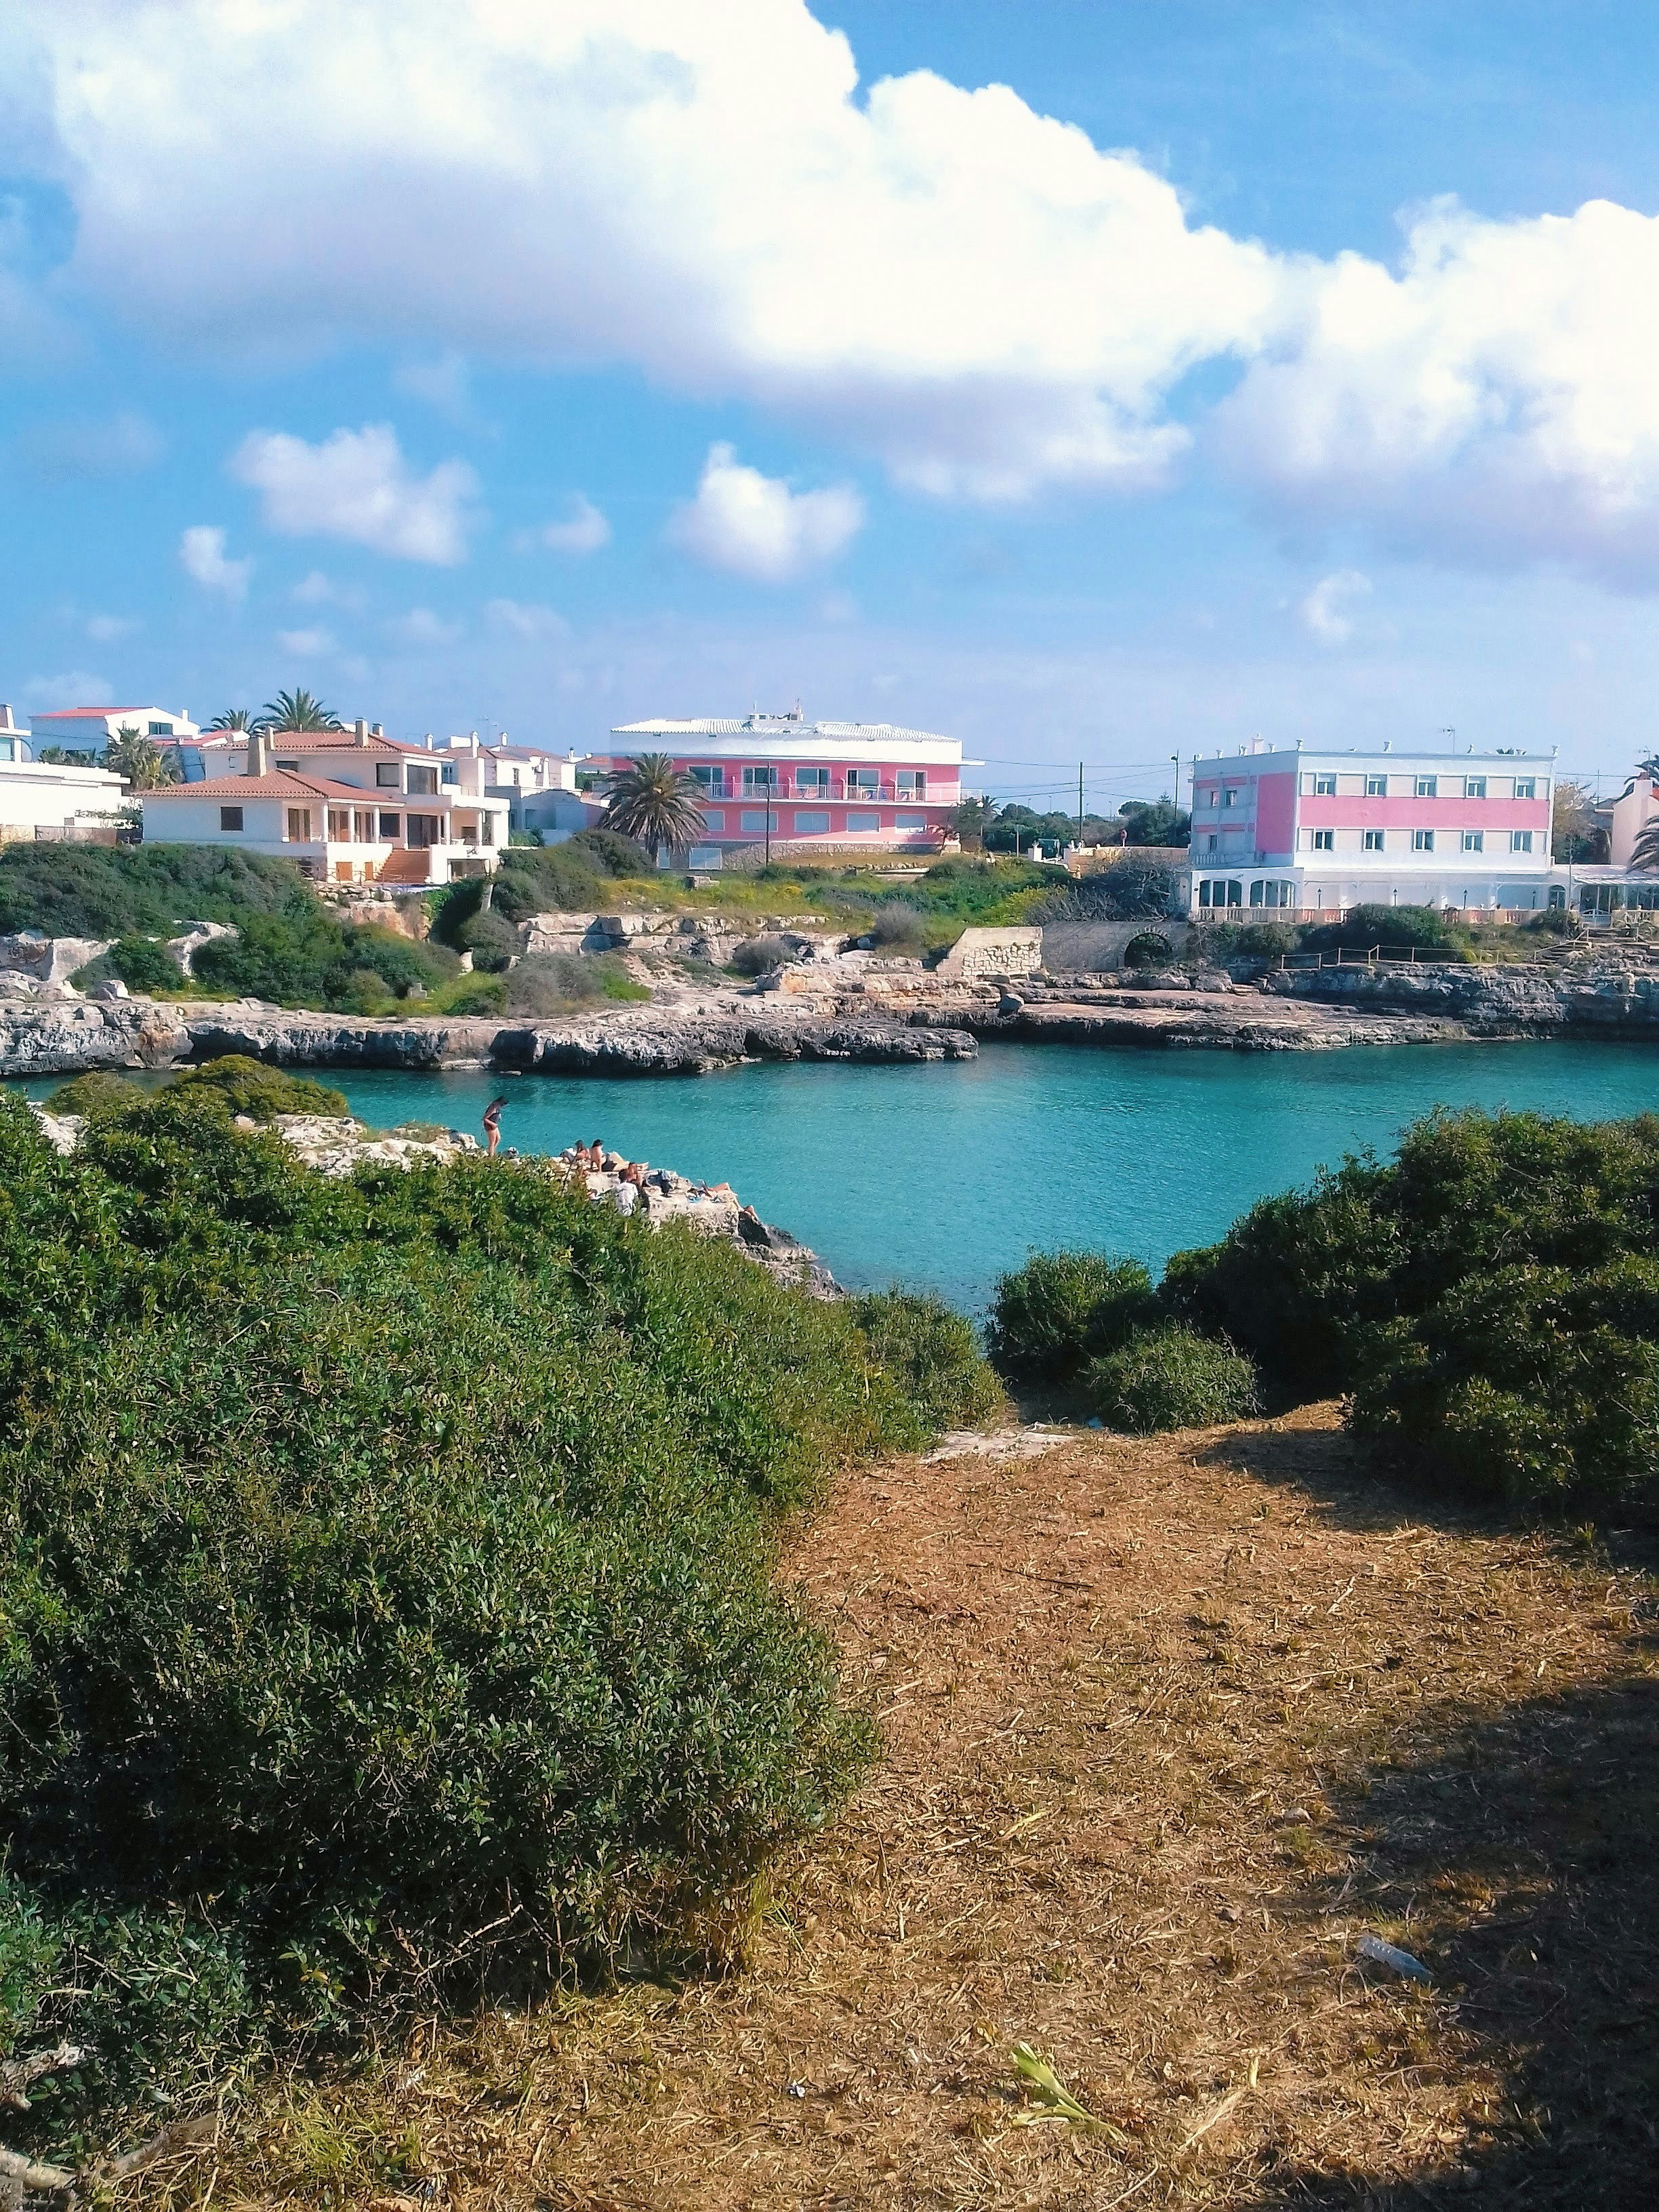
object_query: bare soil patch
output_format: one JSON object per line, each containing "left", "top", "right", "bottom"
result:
{"left": 172, "top": 1408, "right": 1659, "bottom": 2211}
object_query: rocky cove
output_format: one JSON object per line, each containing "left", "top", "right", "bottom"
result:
{"left": 8, "top": 941, "right": 1659, "bottom": 1079}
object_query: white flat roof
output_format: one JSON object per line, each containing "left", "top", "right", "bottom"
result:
{"left": 1191, "top": 746, "right": 1553, "bottom": 767}
{"left": 611, "top": 716, "right": 961, "bottom": 761}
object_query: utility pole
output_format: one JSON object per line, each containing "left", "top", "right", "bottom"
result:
{"left": 764, "top": 760, "right": 772, "bottom": 867}
{"left": 1078, "top": 760, "right": 1085, "bottom": 847}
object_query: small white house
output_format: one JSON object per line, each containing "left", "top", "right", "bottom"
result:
{"left": 435, "top": 733, "right": 602, "bottom": 840}
{"left": 27, "top": 703, "right": 200, "bottom": 756}
{"left": 140, "top": 725, "right": 511, "bottom": 882}
{"left": 0, "top": 705, "right": 127, "bottom": 840}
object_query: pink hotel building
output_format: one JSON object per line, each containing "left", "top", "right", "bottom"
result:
{"left": 593, "top": 712, "right": 967, "bottom": 861}
{"left": 1189, "top": 743, "right": 1559, "bottom": 918}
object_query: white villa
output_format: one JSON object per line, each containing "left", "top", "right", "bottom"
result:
{"left": 0, "top": 705, "right": 127, "bottom": 841}
{"left": 27, "top": 703, "right": 200, "bottom": 754}
{"left": 140, "top": 723, "right": 511, "bottom": 883}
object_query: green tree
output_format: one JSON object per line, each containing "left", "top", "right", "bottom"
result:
{"left": 205, "top": 708, "right": 255, "bottom": 731}
{"left": 1118, "top": 796, "right": 1192, "bottom": 848}
{"left": 951, "top": 794, "right": 998, "bottom": 850}
{"left": 259, "top": 689, "right": 344, "bottom": 732}
{"left": 1553, "top": 777, "right": 1607, "bottom": 863}
{"left": 600, "top": 752, "right": 705, "bottom": 856}
{"left": 101, "top": 725, "right": 180, "bottom": 790}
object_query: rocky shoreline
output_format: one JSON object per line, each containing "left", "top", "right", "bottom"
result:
{"left": 7, "top": 949, "right": 1659, "bottom": 1078}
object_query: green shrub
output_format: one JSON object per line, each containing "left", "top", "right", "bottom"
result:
{"left": 0, "top": 844, "right": 311, "bottom": 941}
{"left": 866, "top": 902, "right": 926, "bottom": 950}
{"left": 490, "top": 846, "right": 609, "bottom": 922}
{"left": 567, "top": 827, "right": 653, "bottom": 877}
{"left": 851, "top": 1291, "right": 1004, "bottom": 1435}
{"left": 434, "top": 972, "right": 509, "bottom": 1017}
{"left": 1086, "top": 1326, "right": 1260, "bottom": 1433}
{"left": 502, "top": 954, "right": 647, "bottom": 1017}
{"left": 101, "top": 935, "right": 181, "bottom": 994}
{"left": 45, "top": 1071, "right": 148, "bottom": 1118}
{"left": 1300, "top": 902, "right": 1472, "bottom": 960}
{"left": 987, "top": 1250, "right": 1155, "bottom": 1382}
{"left": 0, "top": 1086, "right": 992, "bottom": 2133}
{"left": 173, "top": 1055, "right": 351, "bottom": 1120}
{"left": 190, "top": 911, "right": 455, "bottom": 1009}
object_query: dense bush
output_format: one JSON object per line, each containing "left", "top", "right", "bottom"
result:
{"left": 80, "top": 935, "right": 182, "bottom": 995}
{"left": 1164, "top": 1107, "right": 1659, "bottom": 1505}
{"left": 866, "top": 901, "right": 927, "bottom": 949}
{"left": 567, "top": 827, "right": 653, "bottom": 876}
{"left": 44, "top": 1070, "right": 152, "bottom": 1118}
{"left": 1299, "top": 903, "right": 1473, "bottom": 960}
{"left": 1086, "top": 1325, "right": 1259, "bottom": 1433}
{"left": 191, "top": 911, "right": 457, "bottom": 1009}
{"left": 504, "top": 953, "right": 650, "bottom": 1017}
{"left": 0, "top": 844, "right": 311, "bottom": 941}
{"left": 986, "top": 1250, "right": 1155, "bottom": 1382}
{"left": 0, "top": 1085, "right": 988, "bottom": 2137}
{"left": 851, "top": 1291, "right": 1004, "bottom": 1433}
{"left": 49, "top": 1058, "right": 350, "bottom": 1124}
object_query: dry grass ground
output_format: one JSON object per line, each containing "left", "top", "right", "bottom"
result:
{"left": 144, "top": 1408, "right": 1659, "bottom": 2212}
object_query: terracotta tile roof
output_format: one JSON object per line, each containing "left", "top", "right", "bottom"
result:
{"left": 144, "top": 769, "right": 454, "bottom": 804}
{"left": 257, "top": 732, "right": 428, "bottom": 755}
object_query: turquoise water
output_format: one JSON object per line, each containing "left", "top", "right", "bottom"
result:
{"left": 26, "top": 1040, "right": 1650, "bottom": 1311}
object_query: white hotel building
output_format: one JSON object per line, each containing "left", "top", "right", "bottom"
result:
{"left": 1189, "top": 743, "right": 1559, "bottom": 918}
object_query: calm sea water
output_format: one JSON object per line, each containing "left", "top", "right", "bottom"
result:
{"left": 24, "top": 1040, "right": 1652, "bottom": 1311}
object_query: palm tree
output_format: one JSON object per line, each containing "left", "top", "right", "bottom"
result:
{"left": 102, "top": 725, "right": 180, "bottom": 791}
{"left": 600, "top": 753, "right": 705, "bottom": 857}
{"left": 1630, "top": 819, "right": 1659, "bottom": 870}
{"left": 205, "top": 708, "right": 255, "bottom": 731}
{"left": 260, "top": 689, "right": 344, "bottom": 732}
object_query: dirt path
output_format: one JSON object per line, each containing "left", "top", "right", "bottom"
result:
{"left": 227, "top": 1409, "right": 1659, "bottom": 2211}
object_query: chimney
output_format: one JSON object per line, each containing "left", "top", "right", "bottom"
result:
{"left": 247, "top": 730, "right": 271, "bottom": 777}
{"left": 354, "top": 718, "right": 370, "bottom": 746}
{"left": 371, "top": 722, "right": 383, "bottom": 737}
{"left": 0, "top": 705, "right": 14, "bottom": 733}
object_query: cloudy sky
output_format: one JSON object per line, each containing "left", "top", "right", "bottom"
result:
{"left": 4, "top": 0, "right": 1659, "bottom": 808}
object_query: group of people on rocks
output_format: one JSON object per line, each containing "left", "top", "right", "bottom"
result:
{"left": 480, "top": 1099, "right": 665, "bottom": 1219}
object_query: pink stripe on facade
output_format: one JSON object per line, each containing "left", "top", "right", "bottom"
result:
{"left": 1297, "top": 796, "right": 1550, "bottom": 830}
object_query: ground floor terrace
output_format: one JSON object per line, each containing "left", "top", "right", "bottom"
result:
{"left": 139, "top": 774, "right": 508, "bottom": 884}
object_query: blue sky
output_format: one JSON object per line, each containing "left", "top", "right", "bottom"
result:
{"left": 4, "top": 1, "right": 1659, "bottom": 814}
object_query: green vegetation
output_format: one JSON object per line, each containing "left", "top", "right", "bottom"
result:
{"left": 1299, "top": 902, "right": 1475, "bottom": 959}
{"left": 501, "top": 954, "right": 651, "bottom": 1018}
{"left": 83, "top": 933, "right": 181, "bottom": 994}
{"left": 0, "top": 842, "right": 314, "bottom": 941}
{"left": 48, "top": 1057, "right": 350, "bottom": 1122}
{"left": 730, "top": 933, "right": 795, "bottom": 976}
{"left": 0, "top": 1086, "right": 997, "bottom": 2144}
{"left": 598, "top": 753, "right": 706, "bottom": 853}
{"left": 986, "top": 1251, "right": 1155, "bottom": 1382}
{"left": 191, "top": 911, "right": 460, "bottom": 1010}
{"left": 1085, "top": 1325, "right": 1259, "bottom": 1433}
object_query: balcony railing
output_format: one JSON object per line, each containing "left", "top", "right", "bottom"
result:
{"left": 697, "top": 779, "right": 949, "bottom": 803}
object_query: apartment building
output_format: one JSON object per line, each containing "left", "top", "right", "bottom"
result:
{"left": 140, "top": 724, "right": 510, "bottom": 883}
{"left": 1188, "top": 743, "right": 1558, "bottom": 917}
{"left": 592, "top": 710, "right": 966, "bottom": 861}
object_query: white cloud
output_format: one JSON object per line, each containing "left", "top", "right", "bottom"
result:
{"left": 276, "top": 627, "right": 332, "bottom": 657}
{"left": 231, "top": 423, "right": 480, "bottom": 565}
{"left": 16, "top": 5, "right": 1659, "bottom": 577}
{"left": 1217, "top": 198, "right": 1659, "bottom": 587}
{"left": 292, "top": 569, "right": 333, "bottom": 603}
{"left": 667, "top": 443, "right": 863, "bottom": 581}
{"left": 85, "top": 613, "right": 141, "bottom": 642}
{"left": 525, "top": 493, "right": 611, "bottom": 556}
{"left": 394, "top": 349, "right": 472, "bottom": 417}
{"left": 1298, "top": 569, "right": 1371, "bottom": 645}
{"left": 485, "top": 598, "right": 569, "bottom": 641}
{"left": 22, "top": 670, "right": 112, "bottom": 708}
{"left": 179, "top": 523, "right": 251, "bottom": 600}
{"left": 388, "top": 607, "right": 463, "bottom": 647}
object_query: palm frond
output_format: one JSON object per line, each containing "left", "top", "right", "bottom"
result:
{"left": 260, "top": 688, "right": 344, "bottom": 732}
{"left": 600, "top": 753, "right": 705, "bottom": 855}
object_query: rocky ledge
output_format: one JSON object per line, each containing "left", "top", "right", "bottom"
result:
{"left": 31, "top": 1107, "right": 839, "bottom": 1296}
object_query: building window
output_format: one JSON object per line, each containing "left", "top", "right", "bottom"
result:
{"left": 147, "top": 721, "right": 173, "bottom": 737}
{"left": 1514, "top": 777, "right": 1536, "bottom": 800}
{"left": 1313, "top": 773, "right": 1337, "bottom": 796}
{"left": 218, "top": 806, "right": 243, "bottom": 832}
{"left": 846, "top": 810, "right": 881, "bottom": 832}
{"left": 285, "top": 808, "right": 312, "bottom": 841}
{"left": 741, "top": 766, "right": 780, "bottom": 792}
{"left": 1204, "top": 788, "right": 1218, "bottom": 807}
{"left": 1415, "top": 775, "right": 1437, "bottom": 797}
{"left": 1464, "top": 775, "right": 1487, "bottom": 799}
{"left": 1222, "top": 786, "right": 1239, "bottom": 807}
{"left": 1197, "top": 879, "right": 1244, "bottom": 908}
{"left": 795, "top": 767, "right": 830, "bottom": 794}
{"left": 1413, "top": 828, "right": 1435, "bottom": 851}
{"left": 689, "top": 765, "right": 724, "bottom": 794}
{"left": 1363, "top": 829, "right": 1385, "bottom": 851}
{"left": 1366, "top": 773, "right": 1388, "bottom": 796}
{"left": 894, "top": 813, "right": 926, "bottom": 830}
{"left": 897, "top": 771, "right": 926, "bottom": 796}
{"left": 377, "top": 811, "right": 401, "bottom": 839}
{"left": 701, "top": 809, "right": 724, "bottom": 831}
{"left": 794, "top": 810, "right": 830, "bottom": 834}
{"left": 441, "top": 762, "right": 457, "bottom": 785}
{"left": 739, "top": 809, "right": 776, "bottom": 832}
{"left": 354, "top": 811, "right": 375, "bottom": 842}
{"left": 407, "top": 814, "right": 441, "bottom": 848}
{"left": 327, "top": 809, "right": 350, "bottom": 839}
{"left": 481, "top": 812, "right": 495, "bottom": 846}
{"left": 376, "top": 762, "right": 400, "bottom": 787}
{"left": 1205, "top": 833, "right": 1218, "bottom": 853}
{"left": 1249, "top": 880, "right": 1295, "bottom": 907}
{"left": 407, "top": 764, "right": 438, "bottom": 796}
{"left": 1511, "top": 830, "right": 1534, "bottom": 853}
{"left": 276, "top": 758, "right": 299, "bottom": 771}
{"left": 1462, "top": 830, "right": 1484, "bottom": 853}
{"left": 1310, "top": 829, "right": 1334, "bottom": 851}
{"left": 846, "top": 770, "right": 878, "bottom": 796}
